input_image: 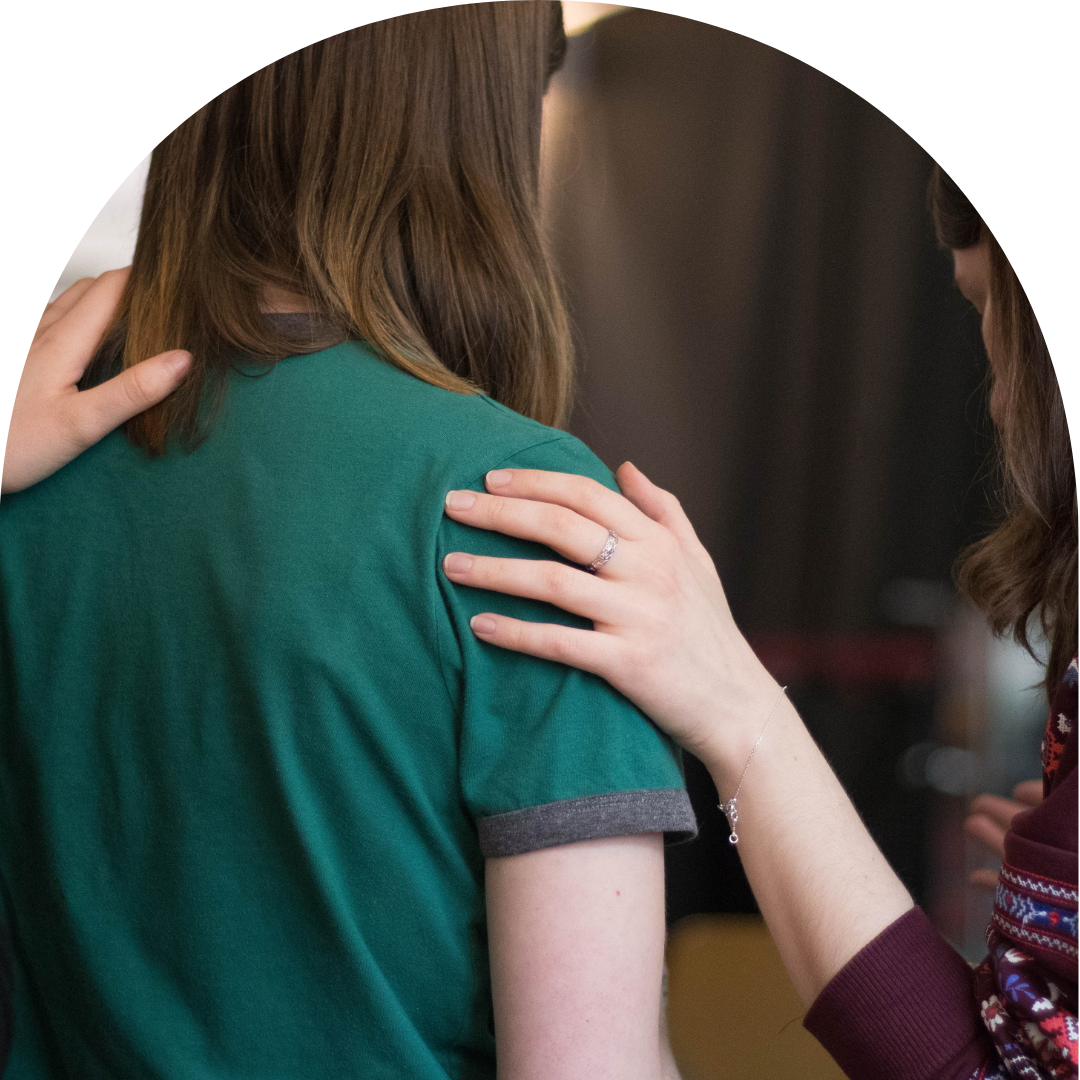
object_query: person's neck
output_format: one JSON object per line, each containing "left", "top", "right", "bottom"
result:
{"left": 259, "top": 284, "right": 314, "bottom": 314}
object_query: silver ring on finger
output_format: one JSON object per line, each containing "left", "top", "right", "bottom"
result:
{"left": 587, "top": 530, "right": 618, "bottom": 574}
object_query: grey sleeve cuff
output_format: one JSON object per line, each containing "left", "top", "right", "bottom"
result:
{"left": 477, "top": 788, "right": 698, "bottom": 858}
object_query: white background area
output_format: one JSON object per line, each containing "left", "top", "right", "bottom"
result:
{"left": 50, "top": 157, "right": 148, "bottom": 301}
{"left": 1, "top": 0, "right": 1077, "bottom": 465}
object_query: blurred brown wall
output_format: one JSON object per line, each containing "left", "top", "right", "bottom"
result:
{"left": 540, "top": 9, "right": 996, "bottom": 919}
{"left": 543, "top": 9, "right": 992, "bottom": 635}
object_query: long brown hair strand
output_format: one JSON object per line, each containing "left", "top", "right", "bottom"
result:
{"left": 931, "top": 166, "right": 1077, "bottom": 693}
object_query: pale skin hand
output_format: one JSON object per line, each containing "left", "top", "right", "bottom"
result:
{"left": 2, "top": 268, "right": 191, "bottom": 494}
{"left": 443, "top": 464, "right": 914, "bottom": 1006}
{"left": 964, "top": 780, "right": 1043, "bottom": 892}
{"left": 443, "top": 465, "right": 779, "bottom": 767}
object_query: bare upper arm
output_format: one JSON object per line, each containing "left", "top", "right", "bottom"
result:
{"left": 486, "top": 833, "right": 668, "bottom": 1080}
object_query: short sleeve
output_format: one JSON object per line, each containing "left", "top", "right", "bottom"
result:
{"left": 435, "top": 432, "right": 697, "bottom": 858}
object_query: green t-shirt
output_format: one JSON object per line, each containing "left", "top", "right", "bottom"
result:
{"left": 0, "top": 339, "right": 695, "bottom": 1079}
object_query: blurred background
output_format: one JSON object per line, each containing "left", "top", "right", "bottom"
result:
{"left": 51, "top": 6, "right": 1050, "bottom": 1077}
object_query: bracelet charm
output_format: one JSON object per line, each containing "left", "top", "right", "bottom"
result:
{"left": 722, "top": 798, "right": 739, "bottom": 843}
{"left": 718, "top": 686, "right": 788, "bottom": 846}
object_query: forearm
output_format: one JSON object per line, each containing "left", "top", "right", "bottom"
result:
{"left": 699, "top": 690, "right": 914, "bottom": 1007}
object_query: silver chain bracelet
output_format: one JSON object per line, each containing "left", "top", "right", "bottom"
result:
{"left": 719, "top": 685, "right": 788, "bottom": 845}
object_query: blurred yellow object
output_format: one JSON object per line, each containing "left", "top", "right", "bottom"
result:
{"left": 561, "top": 2, "right": 626, "bottom": 36}
{"left": 666, "top": 915, "right": 845, "bottom": 1080}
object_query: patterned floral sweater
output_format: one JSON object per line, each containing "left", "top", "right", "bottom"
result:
{"left": 804, "top": 658, "right": 1078, "bottom": 1080}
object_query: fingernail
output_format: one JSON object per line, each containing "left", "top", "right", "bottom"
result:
{"left": 445, "top": 490, "right": 477, "bottom": 511}
{"left": 471, "top": 614, "right": 498, "bottom": 635}
{"left": 443, "top": 553, "right": 474, "bottom": 575}
{"left": 486, "top": 470, "right": 512, "bottom": 487}
{"left": 165, "top": 350, "right": 192, "bottom": 375}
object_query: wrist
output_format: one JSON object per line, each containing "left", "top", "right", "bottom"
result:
{"left": 691, "top": 666, "right": 786, "bottom": 788}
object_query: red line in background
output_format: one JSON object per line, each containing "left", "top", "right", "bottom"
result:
{"left": 747, "top": 632, "right": 937, "bottom": 687}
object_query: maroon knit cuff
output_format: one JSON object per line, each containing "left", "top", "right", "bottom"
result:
{"left": 803, "top": 907, "right": 994, "bottom": 1080}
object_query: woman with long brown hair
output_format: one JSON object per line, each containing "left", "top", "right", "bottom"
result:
{"left": 0, "top": 6, "right": 694, "bottom": 1077}
{"left": 440, "top": 168, "right": 1077, "bottom": 1078}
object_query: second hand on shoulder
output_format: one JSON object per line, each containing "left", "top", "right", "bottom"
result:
{"left": 4, "top": 269, "right": 191, "bottom": 495}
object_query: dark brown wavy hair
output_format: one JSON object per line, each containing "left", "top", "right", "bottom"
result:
{"left": 87, "top": 2, "right": 571, "bottom": 452}
{"left": 930, "top": 166, "right": 1077, "bottom": 693}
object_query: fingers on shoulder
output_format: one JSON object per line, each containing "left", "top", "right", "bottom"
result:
{"left": 451, "top": 491, "right": 612, "bottom": 566}
{"left": 446, "top": 553, "right": 605, "bottom": 618}
{"left": 61, "top": 361, "right": 173, "bottom": 450}
{"left": 488, "top": 467, "right": 653, "bottom": 540}
{"left": 471, "top": 613, "right": 615, "bottom": 673}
